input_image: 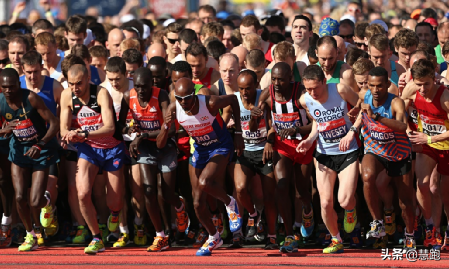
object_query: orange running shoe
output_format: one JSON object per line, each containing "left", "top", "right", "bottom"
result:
{"left": 147, "top": 236, "right": 169, "bottom": 252}
{"left": 176, "top": 197, "right": 189, "bottom": 233}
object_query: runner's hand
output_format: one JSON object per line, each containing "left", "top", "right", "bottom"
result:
{"left": 262, "top": 142, "right": 273, "bottom": 164}
{"left": 296, "top": 138, "right": 313, "bottom": 154}
{"left": 279, "top": 128, "right": 295, "bottom": 141}
{"left": 127, "top": 125, "right": 139, "bottom": 136}
{"left": 339, "top": 130, "right": 355, "bottom": 152}
{"left": 13, "top": 2, "right": 26, "bottom": 14}
{"left": 1, "top": 119, "right": 19, "bottom": 135}
{"left": 398, "top": 73, "right": 407, "bottom": 92}
{"left": 361, "top": 103, "right": 374, "bottom": 119}
{"left": 347, "top": 106, "right": 360, "bottom": 122}
{"left": 234, "top": 133, "right": 244, "bottom": 157}
{"left": 408, "top": 131, "right": 428, "bottom": 145}
{"left": 129, "top": 136, "right": 142, "bottom": 158}
{"left": 251, "top": 106, "right": 263, "bottom": 118}
{"left": 24, "top": 146, "right": 41, "bottom": 159}
{"left": 165, "top": 111, "right": 175, "bottom": 126}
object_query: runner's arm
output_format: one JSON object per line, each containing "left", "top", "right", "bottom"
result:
{"left": 341, "top": 65, "right": 358, "bottom": 92}
{"left": 59, "top": 88, "right": 73, "bottom": 138}
{"left": 86, "top": 87, "right": 116, "bottom": 139}
{"left": 118, "top": 91, "right": 131, "bottom": 134}
{"left": 29, "top": 92, "right": 59, "bottom": 143}
{"left": 156, "top": 102, "right": 176, "bottom": 149}
{"left": 299, "top": 95, "right": 318, "bottom": 141}
{"left": 337, "top": 83, "right": 359, "bottom": 107}
{"left": 377, "top": 97, "right": 408, "bottom": 132}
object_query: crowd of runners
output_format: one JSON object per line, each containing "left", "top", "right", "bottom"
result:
{"left": 0, "top": 1, "right": 448, "bottom": 256}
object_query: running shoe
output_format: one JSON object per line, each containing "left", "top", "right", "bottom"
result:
{"left": 99, "top": 224, "right": 110, "bottom": 243}
{"left": 366, "top": 220, "right": 386, "bottom": 239}
{"left": 384, "top": 210, "right": 396, "bottom": 235}
{"left": 107, "top": 211, "right": 120, "bottom": 232}
{"left": 134, "top": 224, "right": 147, "bottom": 246}
{"left": 404, "top": 234, "right": 416, "bottom": 250}
{"left": 226, "top": 199, "right": 242, "bottom": 233}
{"left": 72, "top": 226, "right": 90, "bottom": 244}
{"left": 147, "top": 236, "right": 169, "bottom": 252}
{"left": 301, "top": 205, "right": 314, "bottom": 238}
{"left": 344, "top": 209, "right": 357, "bottom": 234}
{"left": 193, "top": 228, "right": 208, "bottom": 248}
{"left": 424, "top": 225, "right": 436, "bottom": 247}
{"left": 264, "top": 236, "right": 279, "bottom": 250}
{"left": 44, "top": 215, "right": 59, "bottom": 237}
{"left": 184, "top": 227, "right": 197, "bottom": 246}
{"left": 11, "top": 224, "right": 25, "bottom": 244}
{"left": 349, "top": 225, "right": 362, "bottom": 248}
{"left": 113, "top": 233, "right": 131, "bottom": 247}
{"left": 176, "top": 197, "right": 189, "bottom": 233}
{"left": 34, "top": 227, "right": 45, "bottom": 246}
{"left": 323, "top": 238, "right": 344, "bottom": 254}
{"left": 276, "top": 222, "right": 286, "bottom": 245}
{"left": 255, "top": 218, "right": 266, "bottom": 242}
{"left": 84, "top": 238, "right": 105, "bottom": 254}
{"left": 212, "top": 213, "right": 224, "bottom": 235}
{"left": 64, "top": 223, "right": 76, "bottom": 243}
{"left": 228, "top": 231, "right": 244, "bottom": 248}
{"left": 372, "top": 236, "right": 387, "bottom": 249}
{"left": 245, "top": 214, "right": 257, "bottom": 240}
{"left": 0, "top": 224, "right": 12, "bottom": 248}
{"left": 433, "top": 231, "right": 443, "bottom": 250}
{"left": 18, "top": 234, "right": 38, "bottom": 252}
{"left": 280, "top": 236, "right": 298, "bottom": 253}
{"left": 40, "top": 191, "right": 53, "bottom": 228}
{"left": 196, "top": 236, "right": 223, "bottom": 256}
{"left": 442, "top": 231, "right": 449, "bottom": 251}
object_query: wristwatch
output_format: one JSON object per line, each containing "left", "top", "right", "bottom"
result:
{"left": 349, "top": 126, "right": 358, "bottom": 134}
{"left": 374, "top": 112, "right": 380, "bottom": 121}
{"left": 83, "top": 130, "right": 89, "bottom": 139}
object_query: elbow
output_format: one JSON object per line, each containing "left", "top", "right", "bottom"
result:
{"left": 399, "top": 124, "right": 407, "bottom": 133}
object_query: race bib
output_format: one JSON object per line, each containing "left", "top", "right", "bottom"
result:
{"left": 138, "top": 116, "right": 161, "bottom": 133}
{"left": 317, "top": 117, "right": 348, "bottom": 143}
{"left": 273, "top": 112, "right": 302, "bottom": 140}
{"left": 189, "top": 125, "right": 219, "bottom": 146}
{"left": 13, "top": 119, "right": 38, "bottom": 141}
{"left": 420, "top": 115, "right": 447, "bottom": 136}
{"left": 367, "top": 121, "right": 396, "bottom": 145}
{"left": 242, "top": 119, "right": 267, "bottom": 145}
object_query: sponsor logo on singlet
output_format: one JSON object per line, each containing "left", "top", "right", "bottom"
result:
{"left": 420, "top": 114, "right": 447, "bottom": 136}
{"left": 367, "top": 121, "right": 395, "bottom": 144}
{"left": 313, "top": 106, "right": 345, "bottom": 123}
{"left": 317, "top": 117, "right": 348, "bottom": 143}
{"left": 12, "top": 119, "right": 39, "bottom": 141}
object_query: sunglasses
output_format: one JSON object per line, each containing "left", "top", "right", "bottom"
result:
{"left": 354, "top": 42, "right": 367, "bottom": 48}
{"left": 339, "top": 34, "right": 354, "bottom": 39}
{"left": 175, "top": 92, "right": 195, "bottom": 101}
{"left": 167, "top": 38, "right": 178, "bottom": 45}
{"left": 0, "top": 58, "right": 9, "bottom": 65}
{"left": 349, "top": 8, "right": 361, "bottom": 13}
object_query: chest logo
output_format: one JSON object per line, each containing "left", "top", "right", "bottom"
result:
{"left": 5, "top": 113, "right": 12, "bottom": 120}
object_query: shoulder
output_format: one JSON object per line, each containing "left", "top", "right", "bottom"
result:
{"left": 391, "top": 95, "right": 405, "bottom": 107}
{"left": 395, "top": 62, "right": 406, "bottom": 74}
{"left": 341, "top": 63, "right": 353, "bottom": 76}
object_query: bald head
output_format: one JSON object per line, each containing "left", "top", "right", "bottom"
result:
{"left": 272, "top": 62, "right": 291, "bottom": 77}
{"left": 333, "top": 36, "right": 347, "bottom": 61}
{"left": 107, "top": 28, "right": 125, "bottom": 57}
{"left": 230, "top": 46, "right": 248, "bottom": 70}
{"left": 134, "top": 67, "right": 152, "bottom": 84}
{"left": 147, "top": 43, "right": 167, "bottom": 60}
{"left": 0, "top": 68, "right": 20, "bottom": 82}
{"left": 404, "top": 19, "right": 418, "bottom": 31}
{"left": 175, "top": 77, "right": 195, "bottom": 96}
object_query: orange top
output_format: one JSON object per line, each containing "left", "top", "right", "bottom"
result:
{"left": 129, "top": 87, "right": 163, "bottom": 141}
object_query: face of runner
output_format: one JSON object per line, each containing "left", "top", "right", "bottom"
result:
{"left": 246, "top": 63, "right": 265, "bottom": 84}
{"left": 165, "top": 32, "right": 181, "bottom": 55}
{"left": 171, "top": 71, "right": 191, "bottom": 87}
{"left": 237, "top": 73, "right": 256, "bottom": 102}
{"left": 9, "top": 42, "right": 26, "bottom": 69}
{"left": 67, "top": 71, "right": 89, "bottom": 97}
{"left": 23, "top": 63, "right": 42, "bottom": 87}
{"left": 414, "top": 76, "right": 435, "bottom": 98}
{"left": 396, "top": 45, "right": 416, "bottom": 68}
{"left": 415, "top": 25, "right": 435, "bottom": 44}
{"left": 0, "top": 75, "right": 20, "bottom": 99}
{"left": 36, "top": 43, "right": 57, "bottom": 67}
{"left": 219, "top": 56, "right": 239, "bottom": 86}
{"left": 222, "top": 29, "right": 233, "bottom": 50}
{"left": 186, "top": 54, "right": 207, "bottom": 80}
{"left": 65, "top": 31, "right": 86, "bottom": 49}
{"left": 199, "top": 9, "right": 215, "bottom": 24}
{"left": 240, "top": 25, "right": 258, "bottom": 40}
{"left": 271, "top": 67, "right": 291, "bottom": 93}
{"left": 354, "top": 72, "right": 369, "bottom": 90}
{"left": 125, "top": 62, "right": 140, "bottom": 79}
{"left": 174, "top": 79, "right": 195, "bottom": 110}
{"left": 368, "top": 75, "right": 389, "bottom": 102}
{"left": 303, "top": 78, "right": 326, "bottom": 100}
{"left": 134, "top": 73, "right": 153, "bottom": 101}
{"left": 369, "top": 46, "right": 390, "bottom": 69}
{"left": 438, "top": 28, "right": 449, "bottom": 51}
{"left": 91, "top": 57, "right": 107, "bottom": 71}
{"left": 291, "top": 18, "right": 311, "bottom": 46}
{"left": 106, "top": 71, "right": 127, "bottom": 91}
{"left": 317, "top": 44, "right": 337, "bottom": 72}
{"left": 149, "top": 64, "right": 167, "bottom": 89}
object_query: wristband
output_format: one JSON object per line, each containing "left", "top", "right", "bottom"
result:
{"left": 266, "top": 139, "right": 274, "bottom": 145}
{"left": 32, "top": 144, "right": 42, "bottom": 151}
{"left": 45, "top": 11, "right": 52, "bottom": 17}
{"left": 164, "top": 123, "right": 169, "bottom": 130}
{"left": 427, "top": 135, "right": 432, "bottom": 144}
{"left": 12, "top": 12, "right": 19, "bottom": 17}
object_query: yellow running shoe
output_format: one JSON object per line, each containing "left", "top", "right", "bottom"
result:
{"left": 40, "top": 204, "right": 54, "bottom": 228}
{"left": 133, "top": 224, "right": 147, "bottom": 246}
{"left": 147, "top": 236, "right": 169, "bottom": 252}
{"left": 344, "top": 209, "right": 357, "bottom": 234}
{"left": 384, "top": 210, "right": 396, "bottom": 235}
{"left": 108, "top": 211, "right": 120, "bottom": 232}
{"left": 44, "top": 216, "right": 59, "bottom": 237}
{"left": 18, "top": 234, "right": 38, "bottom": 252}
{"left": 113, "top": 233, "right": 130, "bottom": 247}
{"left": 323, "top": 238, "right": 344, "bottom": 254}
{"left": 34, "top": 227, "right": 45, "bottom": 246}
{"left": 84, "top": 238, "right": 105, "bottom": 254}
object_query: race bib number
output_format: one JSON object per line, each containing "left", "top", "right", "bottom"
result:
{"left": 367, "top": 122, "right": 396, "bottom": 144}
{"left": 242, "top": 119, "right": 267, "bottom": 144}
{"left": 317, "top": 118, "right": 348, "bottom": 143}
{"left": 188, "top": 125, "right": 219, "bottom": 146}
{"left": 13, "top": 119, "right": 38, "bottom": 141}
{"left": 420, "top": 115, "right": 447, "bottom": 136}
{"left": 139, "top": 119, "right": 161, "bottom": 132}
{"left": 273, "top": 112, "right": 302, "bottom": 140}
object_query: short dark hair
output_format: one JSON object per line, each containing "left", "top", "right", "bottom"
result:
{"left": 368, "top": 66, "right": 389, "bottom": 83}
{"left": 1, "top": 68, "right": 20, "bottom": 82}
{"left": 122, "top": 48, "right": 144, "bottom": 67}
{"left": 179, "top": 29, "right": 198, "bottom": 45}
{"left": 185, "top": 43, "right": 208, "bottom": 59}
{"left": 66, "top": 16, "right": 87, "bottom": 34}
{"left": 346, "top": 47, "right": 369, "bottom": 67}
{"left": 171, "top": 61, "right": 192, "bottom": 78}
{"left": 411, "top": 59, "right": 435, "bottom": 80}
{"left": 316, "top": 36, "right": 337, "bottom": 50}
{"left": 421, "top": 8, "right": 437, "bottom": 20}
{"left": 71, "top": 44, "right": 90, "bottom": 60}
{"left": 394, "top": 29, "right": 419, "bottom": 49}
{"left": 354, "top": 22, "right": 369, "bottom": 38}
{"left": 246, "top": 49, "right": 265, "bottom": 68}
{"left": 89, "top": 23, "right": 107, "bottom": 47}
{"left": 0, "top": 40, "right": 8, "bottom": 51}
{"left": 269, "top": 32, "right": 286, "bottom": 44}
{"left": 265, "top": 16, "right": 285, "bottom": 32}
{"left": 148, "top": 56, "right": 167, "bottom": 70}
{"left": 206, "top": 40, "right": 226, "bottom": 62}
{"left": 238, "top": 69, "right": 257, "bottom": 85}
{"left": 307, "top": 43, "right": 318, "bottom": 60}
{"left": 303, "top": 65, "right": 326, "bottom": 82}
{"left": 340, "top": 19, "right": 355, "bottom": 30}
{"left": 292, "top": 15, "right": 312, "bottom": 31}
{"left": 21, "top": 50, "right": 42, "bottom": 66}
{"left": 241, "top": 15, "right": 262, "bottom": 31}
{"left": 199, "top": 5, "right": 217, "bottom": 16}
{"left": 105, "top": 57, "right": 126, "bottom": 75}
{"left": 89, "top": 45, "right": 108, "bottom": 59}
{"left": 61, "top": 55, "right": 85, "bottom": 78}
{"left": 121, "top": 19, "right": 144, "bottom": 38}
{"left": 32, "top": 19, "right": 54, "bottom": 34}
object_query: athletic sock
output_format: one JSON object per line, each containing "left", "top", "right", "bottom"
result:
{"left": 226, "top": 196, "right": 236, "bottom": 209}
{"left": 134, "top": 216, "right": 143, "bottom": 226}
{"left": 44, "top": 191, "right": 51, "bottom": 207}
{"left": 156, "top": 231, "right": 165, "bottom": 237}
{"left": 2, "top": 214, "right": 11, "bottom": 225}
{"left": 27, "top": 230, "right": 36, "bottom": 237}
{"left": 332, "top": 232, "right": 342, "bottom": 242}
{"left": 405, "top": 232, "right": 414, "bottom": 237}
{"left": 119, "top": 225, "right": 129, "bottom": 234}
{"left": 249, "top": 211, "right": 257, "bottom": 218}
{"left": 425, "top": 218, "right": 434, "bottom": 227}
{"left": 267, "top": 234, "right": 276, "bottom": 238}
{"left": 93, "top": 233, "right": 101, "bottom": 240}
{"left": 210, "top": 231, "right": 220, "bottom": 241}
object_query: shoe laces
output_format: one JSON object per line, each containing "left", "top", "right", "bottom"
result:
{"left": 369, "top": 221, "right": 378, "bottom": 231}
{"left": 89, "top": 238, "right": 100, "bottom": 246}
{"left": 328, "top": 238, "right": 340, "bottom": 248}
{"left": 151, "top": 236, "right": 164, "bottom": 248}
{"left": 118, "top": 234, "right": 128, "bottom": 242}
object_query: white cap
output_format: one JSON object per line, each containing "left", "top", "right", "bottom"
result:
{"left": 143, "top": 24, "right": 150, "bottom": 39}
{"left": 84, "top": 29, "right": 94, "bottom": 46}
{"left": 340, "top": 14, "right": 356, "bottom": 24}
{"left": 120, "top": 14, "right": 136, "bottom": 24}
{"left": 370, "top": 19, "right": 388, "bottom": 32}
{"left": 163, "top": 18, "right": 176, "bottom": 27}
